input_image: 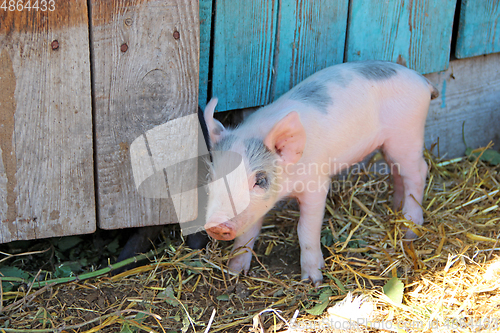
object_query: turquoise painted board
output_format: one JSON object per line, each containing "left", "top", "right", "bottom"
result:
{"left": 211, "top": 0, "right": 278, "bottom": 111}
{"left": 199, "top": 0, "right": 213, "bottom": 109}
{"left": 272, "top": 0, "right": 349, "bottom": 100}
{"left": 346, "top": 0, "right": 457, "bottom": 74}
{"left": 456, "top": 0, "right": 500, "bottom": 59}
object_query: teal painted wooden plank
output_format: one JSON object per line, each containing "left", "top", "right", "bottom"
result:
{"left": 346, "top": 0, "right": 457, "bottom": 74}
{"left": 456, "top": 0, "right": 500, "bottom": 59}
{"left": 272, "top": 0, "right": 348, "bottom": 100}
{"left": 211, "top": 0, "right": 278, "bottom": 111}
{"left": 199, "top": 0, "right": 213, "bottom": 109}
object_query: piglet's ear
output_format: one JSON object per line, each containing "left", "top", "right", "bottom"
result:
{"left": 264, "top": 111, "right": 306, "bottom": 165}
{"left": 204, "top": 98, "right": 226, "bottom": 145}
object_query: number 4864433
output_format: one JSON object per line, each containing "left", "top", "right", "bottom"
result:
{"left": 1, "top": 0, "right": 56, "bottom": 11}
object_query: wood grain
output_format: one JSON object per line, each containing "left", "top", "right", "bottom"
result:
{"left": 211, "top": 0, "right": 278, "bottom": 111}
{"left": 91, "top": 0, "right": 200, "bottom": 230}
{"left": 424, "top": 53, "right": 500, "bottom": 157}
{"left": 272, "top": 0, "right": 348, "bottom": 100}
{"left": 455, "top": 0, "right": 500, "bottom": 59}
{"left": 0, "top": 1, "right": 95, "bottom": 242}
{"left": 346, "top": 0, "right": 457, "bottom": 74}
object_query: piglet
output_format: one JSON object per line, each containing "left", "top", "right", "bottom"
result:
{"left": 203, "top": 61, "right": 438, "bottom": 285}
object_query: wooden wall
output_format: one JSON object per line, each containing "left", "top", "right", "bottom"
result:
{"left": 0, "top": 0, "right": 498, "bottom": 243}
{"left": 424, "top": 53, "right": 500, "bottom": 158}
{"left": 456, "top": 0, "right": 500, "bottom": 58}
{"left": 0, "top": 1, "right": 95, "bottom": 243}
{"left": 345, "top": 0, "right": 456, "bottom": 73}
{"left": 90, "top": 0, "right": 199, "bottom": 230}
{"left": 201, "top": 0, "right": 458, "bottom": 111}
{"left": 199, "top": 0, "right": 499, "bottom": 158}
{"left": 0, "top": 0, "right": 199, "bottom": 243}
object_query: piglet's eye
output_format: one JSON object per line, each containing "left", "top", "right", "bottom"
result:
{"left": 254, "top": 171, "right": 269, "bottom": 189}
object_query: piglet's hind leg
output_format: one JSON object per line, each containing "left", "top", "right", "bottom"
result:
{"left": 383, "top": 141, "right": 428, "bottom": 239}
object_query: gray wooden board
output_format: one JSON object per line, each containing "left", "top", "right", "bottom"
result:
{"left": 0, "top": 2, "right": 96, "bottom": 242}
{"left": 91, "top": 0, "right": 200, "bottom": 230}
{"left": 424, "top": 53, "right": 500, "bottom": 158}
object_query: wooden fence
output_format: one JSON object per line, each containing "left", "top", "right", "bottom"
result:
{"left": 0, "top": 0, "right": 199, "bottom": 243}
{"left": 200, "top": 0, "right": 500, "bottom": 111}
{"left": 0, "top": 0, "right": 499, "bottom": 243}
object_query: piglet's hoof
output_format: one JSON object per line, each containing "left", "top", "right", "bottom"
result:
{"left": 228, "top": 250, "right": 253, "bottom": 275}
{"left": 403, "top": 228, "right": 420, "bottom": 240}
{"left": 302, "top": 275, "right": 323, "bottom": 288}
{"left": 301, "top": 262, "right": 324, "bottom": 287}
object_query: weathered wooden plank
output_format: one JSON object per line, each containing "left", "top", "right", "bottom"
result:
{"left": 272, "top": 0, "right": 348, "bottom": 100}
{"left": 424, "top": 53, "right": 500, "bottom": 158}
{"left": 455, "top": 0, "right": 500, "bottom": 59}
{"left": 0, "top": 2, "right": 95, "bottom": 242}
{"left": 346, "top": 0, "right": 457, "bottom": 74}
{"left": 211, "top": 0, "right": 278, "bottom": 111}
{"left": 91, "top": 0, "right": 200, "bottom": 230}
{"left": 199, "top": 0, "right": 213, "bottom": 109}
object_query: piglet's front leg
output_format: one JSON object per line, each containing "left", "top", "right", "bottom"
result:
{"left": 296, "top": 187, "right": 328, "bottom": 286}
{"left": 228, "top": 217, "right": 264, "bottom": 275}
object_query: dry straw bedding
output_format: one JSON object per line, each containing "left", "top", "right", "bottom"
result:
{"left": 0, "top": 146, "right": 499, "bottom": 333}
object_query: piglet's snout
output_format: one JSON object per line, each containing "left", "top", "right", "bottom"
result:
{"left": 205, "top": 220, "right": 236, "bottom": 241}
